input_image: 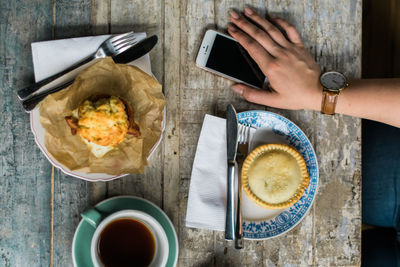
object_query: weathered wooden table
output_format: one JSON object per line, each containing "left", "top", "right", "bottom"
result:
{"left": 1, "top": 0, "right": 361, "bottom": 266}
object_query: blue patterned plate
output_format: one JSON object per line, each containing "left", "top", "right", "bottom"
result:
{"left": 237, "top": 111, "right": 319, "bottom": 240}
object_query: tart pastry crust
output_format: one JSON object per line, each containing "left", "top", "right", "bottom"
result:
{"left": 241, "top": 144, "right": 310, "bottom": 209}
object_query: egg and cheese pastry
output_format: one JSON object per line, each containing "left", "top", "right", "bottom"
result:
{"left": 242, "top": 144, "right": 309, "bottom": 209}
{"left": 65, "top": 96, "right": 141, "bottom": 158}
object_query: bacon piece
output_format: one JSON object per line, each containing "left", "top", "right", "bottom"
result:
{"left": 127, "top": 122, "right": 141, "bottom": 137}
{"left": 120, "top": 98, "right": 141, "bottom": 137}
{"left": 65, "top": 116, "right": 78, "bottom": 135}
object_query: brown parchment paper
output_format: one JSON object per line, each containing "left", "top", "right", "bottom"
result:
{"left": 39, "top": 57, "right": 165, "bottom": 175}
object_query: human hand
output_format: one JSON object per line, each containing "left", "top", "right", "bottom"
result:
{"left": 228, "top": 7, "right": 322, "bottom": 111}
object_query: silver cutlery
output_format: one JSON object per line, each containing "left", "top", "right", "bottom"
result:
{"left": 17, "top": 31, "right": 138, "bottom": 101}
{"left": 235, "top": 123, "right": 253, "bottom": 249}
{"left": 238, "top": 123, "right": 252, "bottom": 145}
{"left": 225, "top": 104, "right": 238, "bottom": 241}
{"left": 21, "top": 35, "right": 158, "bottom": 112}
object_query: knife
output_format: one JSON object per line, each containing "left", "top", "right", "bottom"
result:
{"left": 112, "top": 35, "right": 157, "bottom": 64}
{"left": 21, "top": 35, "right": 158, "bottom": 112}
{"left": 225, "top": 104, "right": 238, "bottom": 241}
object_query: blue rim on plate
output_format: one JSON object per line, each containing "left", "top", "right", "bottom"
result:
{"left": 72, "top": 196, "right": 179, "bottom": 267}
{"left": 237, "top": 111, "right": 319, "bottom": 240}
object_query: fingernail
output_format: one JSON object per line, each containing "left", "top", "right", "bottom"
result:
{"left": 244, "top": 7, "right": 254, "bottom": 16}
{"left": 227, "top": 23, "right": 237, "bottom": 32}
{"left": 231, "top": 85, "right": 243, "bottom": 95}
{"left": 230, "top": 10, "right": 240, "bottom": 20}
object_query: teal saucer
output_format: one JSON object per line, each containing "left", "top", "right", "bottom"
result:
{"left": 72, "top": 196, "right": 179, "bottom": 267}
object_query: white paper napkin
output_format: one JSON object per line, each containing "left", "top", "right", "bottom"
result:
{"left": 31, "top": 32, "right": 152, "bottom": 84}
{"left": 185, "top": 114, "right": 256, "bottom": 231}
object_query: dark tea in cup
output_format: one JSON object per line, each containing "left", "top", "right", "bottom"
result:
{"left": 97, "top": 218, "right": 155, "bottom": 267}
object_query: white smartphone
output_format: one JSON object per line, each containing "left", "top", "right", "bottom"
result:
{"left": 196, "top": 29, "right": 267, "bottom": 89}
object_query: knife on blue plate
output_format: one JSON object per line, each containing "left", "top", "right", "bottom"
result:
{"left": 21, "top": 35, "right": 158, "bottom": 112}
{"left": 225, "top": 104, "right": 238, "bottom": 241}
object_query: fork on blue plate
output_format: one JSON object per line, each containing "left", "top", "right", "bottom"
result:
{"left": 235, "top": 123, "right": 255, "bottom": 249}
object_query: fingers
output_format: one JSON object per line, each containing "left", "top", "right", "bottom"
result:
{"left": 230, "top": 10, "right": 282, "bottom": 56}
{"left": 227, "top": 24, "right": 273, "bottom": 70}
{"left": 269, "top": 16, "right": 302, "bottom": 45}
{"left": 243, "top": 7, "right": 289, "bottom": 48}
{"left": 231, "top": 84, "right": 280, "bottom": 107}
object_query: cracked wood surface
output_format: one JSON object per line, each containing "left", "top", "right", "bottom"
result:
{"left": 1, "top": 0, "right": 361, "bottom": 266}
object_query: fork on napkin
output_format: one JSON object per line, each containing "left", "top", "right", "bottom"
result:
{"left": 31, "top": 32, "right": 151, "bottom": 90}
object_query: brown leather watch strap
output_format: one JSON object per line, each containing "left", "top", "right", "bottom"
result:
{"left": 321, "top": 91, "right": 339, "bottom": 115}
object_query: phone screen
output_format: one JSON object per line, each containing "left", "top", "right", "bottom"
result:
{"left": 205, "top": 34, "right": 266, "bottom": 88}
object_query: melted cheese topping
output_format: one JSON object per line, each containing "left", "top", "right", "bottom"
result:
{"left": 77, "top": 96, "right": 129, "bottom": 147}
{"left": 247, "top": 150, "right": 302, "bottom": 204}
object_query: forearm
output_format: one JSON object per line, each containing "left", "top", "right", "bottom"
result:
{"left": 332, "top": 78, "right": 400, "bottom": 127}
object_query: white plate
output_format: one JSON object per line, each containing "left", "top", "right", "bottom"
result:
{"left": 238, "top": 111, "right": 319, "bottom": 240}
{"left": 30, "top": 106, "right": 165, "bottom": 182}
{"left": 29, "top": 34, "right": 161, "bottom": 182}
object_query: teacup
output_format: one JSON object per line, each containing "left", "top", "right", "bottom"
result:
{"left": 81, "top": 208, "right": 169, "bottom": 267}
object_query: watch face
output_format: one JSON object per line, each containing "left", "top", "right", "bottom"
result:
{"left": 320, "top": 71, "right": 346, "bottom": 91}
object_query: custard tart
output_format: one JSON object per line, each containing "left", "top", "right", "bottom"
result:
{"left": 242, "top": 144, "right": 309, "bottom": 209}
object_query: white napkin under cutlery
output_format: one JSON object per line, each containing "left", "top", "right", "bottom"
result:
{"left": 185, "top": 114, "right": 256, "bottom": 231}
{"left": 31, "top": 32, "right": 152, "bottom": 85}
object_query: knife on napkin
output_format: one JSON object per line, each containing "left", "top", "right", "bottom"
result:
{"left": 225, "top": 104, "right": 238, "bottom": 241}
{"left": 21, "top": 35, "right": 158, "bottom": 111}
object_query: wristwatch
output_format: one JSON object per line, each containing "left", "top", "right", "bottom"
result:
{"left": 320, "top": 71, "right": 348, "bottom": 115}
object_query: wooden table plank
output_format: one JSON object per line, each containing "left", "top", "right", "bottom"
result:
{"left": 255, "top": 2, "right": 317, "bottom": 266}
{"left": 89, "top": 0, "right": 109, "bottom": 206}
{"left": 213, "top": 1, "right": 269, "bottom": 266}
{"left": 104, "top": 0, "right": 165, "bottom": 206}
{"left": 178, "top": 0, "right": 219, "bottom": 264}
{"left": 0, "top": 0, "right": 53, "bottom": 266}
{"left": 51, "top": 1, "right": 93, "bottom": 266}
{"left": 163, "top": 0, "right": 181, "bottom": 245}
{"left": 313, "top": 0, "right": 362, "bottom": 265}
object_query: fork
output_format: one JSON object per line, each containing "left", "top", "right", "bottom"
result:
{"left": 238, "top": 123, "right": 252, "bottom": 145}
{"left": 17, "top": 31, "right": 138, "bottom": 100}
{"left": 235, "top": 123, "right": 254, "bottom": 249}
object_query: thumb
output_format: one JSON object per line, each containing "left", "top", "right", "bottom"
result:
{"left": 231, "top": 84, "right": 278, "bottom": 106}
